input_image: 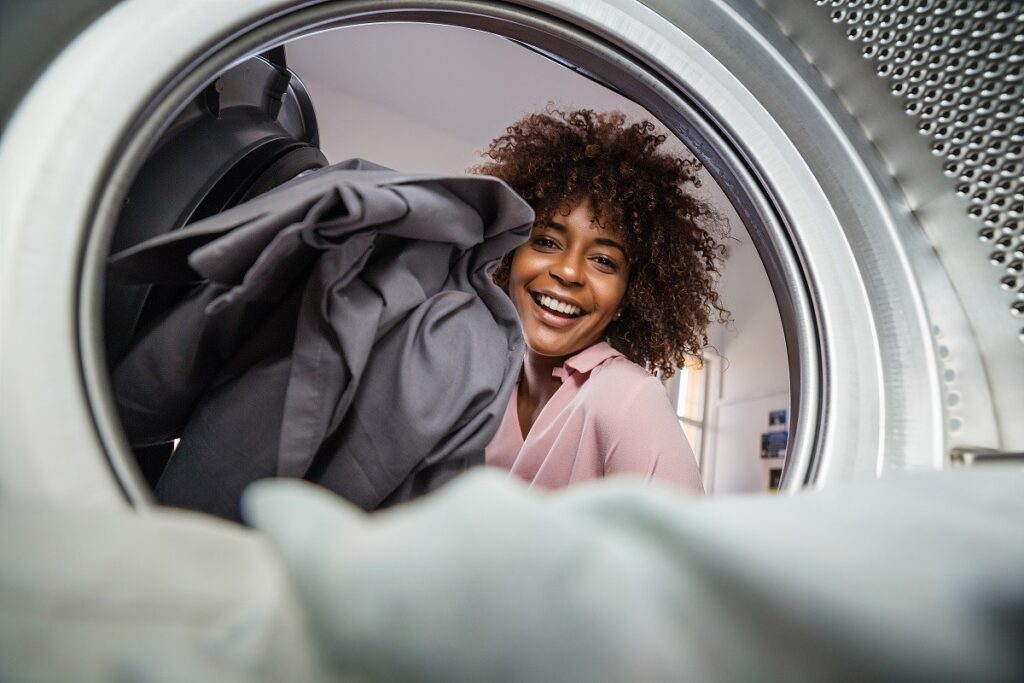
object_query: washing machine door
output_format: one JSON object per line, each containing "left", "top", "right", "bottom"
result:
{"left": 1, "top": 0, "right": 1021, "bottom": 508}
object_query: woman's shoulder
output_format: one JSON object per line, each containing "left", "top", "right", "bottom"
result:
{"left": 588, "top": 354, "right": 659, "bottom": 385}
{"left": 583, "top": 354, "right": 671, "bottom": 408}
{"left": 578, "top": 353, "right": 690, "bottom": 461}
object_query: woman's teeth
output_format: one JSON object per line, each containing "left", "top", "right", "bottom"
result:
{"left": 537, "top": 294, "right": 582, "bottom": 317}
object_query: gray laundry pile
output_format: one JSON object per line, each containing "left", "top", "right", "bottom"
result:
{"left": 109, "top": 159, "right": 533, "bottom": 520}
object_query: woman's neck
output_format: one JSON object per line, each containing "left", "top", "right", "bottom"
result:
{"left": 521, "top": 349, "right": 565, "bottom": 401}
{"left": 516, "top": 349, "right": 566, "bottom": 437}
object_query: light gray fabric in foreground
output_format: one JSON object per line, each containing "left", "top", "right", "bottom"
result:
{"left": 1, "top": 469, "right": 1021, "bottom": 682}
{"left": 0, "top": 500, "right": 328, "bottom": 683}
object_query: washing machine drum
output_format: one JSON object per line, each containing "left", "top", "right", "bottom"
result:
{"left": 104, "top": 51, "right": 327, "bottom": 369}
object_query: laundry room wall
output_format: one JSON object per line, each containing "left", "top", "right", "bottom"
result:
{"left": 286, "top": 23, "right": 789, "bottom": 494}
{"left": 704, "top": 235, "right": 790, "bottom": 494}
{"left": 287, "top": 23, "right": 670, "bottom": 173}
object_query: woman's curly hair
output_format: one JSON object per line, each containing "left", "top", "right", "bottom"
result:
{"left": 471, "top": 108, "right": 730, "bottom": 377}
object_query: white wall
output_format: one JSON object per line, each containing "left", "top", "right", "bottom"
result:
{"left": 288, "top": 23, "right": 697, "bottom": 172}
{"left": 294, "top": 83, "right": 477, "bottom": 173}
{"left": 287, "top": 23, "right": 789, "bottom": 494}
{"left": 704, "top": 231, "right": 790, "bottom": 494}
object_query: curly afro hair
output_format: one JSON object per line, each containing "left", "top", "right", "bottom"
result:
{"left": 471, "top": 108, "right": 730, "bottom": 377}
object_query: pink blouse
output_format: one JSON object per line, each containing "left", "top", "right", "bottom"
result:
{"left": 485, "top": 341, "right": 704, "bottom": 493}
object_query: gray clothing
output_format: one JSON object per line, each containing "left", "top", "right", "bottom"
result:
{"left": 109, "top": 159, "right": 532, "bottom": 519}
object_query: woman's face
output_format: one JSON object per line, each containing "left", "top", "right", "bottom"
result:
{"left": 508, "top": 197, "right": 629, "bottom": 361}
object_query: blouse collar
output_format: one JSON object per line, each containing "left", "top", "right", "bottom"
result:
{"left": 552, "top": 341, "right": 623, "bottom": 381}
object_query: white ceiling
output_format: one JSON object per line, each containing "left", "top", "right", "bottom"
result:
{"left": 286, "top": 22, "right": 658, "bottom": 148}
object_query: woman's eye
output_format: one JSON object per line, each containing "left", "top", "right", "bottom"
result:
{"left": 533, "top": 236, "right": 558, "bottom": 249}
{"left": 592, "top": 255, "right": 618, "bottom": 271}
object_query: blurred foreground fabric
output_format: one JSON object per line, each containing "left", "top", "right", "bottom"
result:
{"left": 0, "top": 468, "right": 1021, "bottom": 682}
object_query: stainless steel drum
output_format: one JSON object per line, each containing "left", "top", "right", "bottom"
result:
{"left": 2, "top": 0, "right": 1020, "bottom": 508}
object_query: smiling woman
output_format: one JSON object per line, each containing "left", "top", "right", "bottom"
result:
{"left": 474, "top": 108, "right": 729, "bottom": 491}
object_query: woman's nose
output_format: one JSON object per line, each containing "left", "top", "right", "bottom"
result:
{"left": 549, "top": 252, "right": 584, "bottom": 286}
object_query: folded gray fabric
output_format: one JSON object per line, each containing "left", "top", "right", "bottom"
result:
{"left": 109, "top": 159, "right": 532, "bottom": 519}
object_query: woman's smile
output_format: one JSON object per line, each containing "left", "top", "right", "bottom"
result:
{"left": 508, "top": 197, "right": 629, "bottom": 361}
{"left": 530, "top": 290, "right": 585, "bottom": 320}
